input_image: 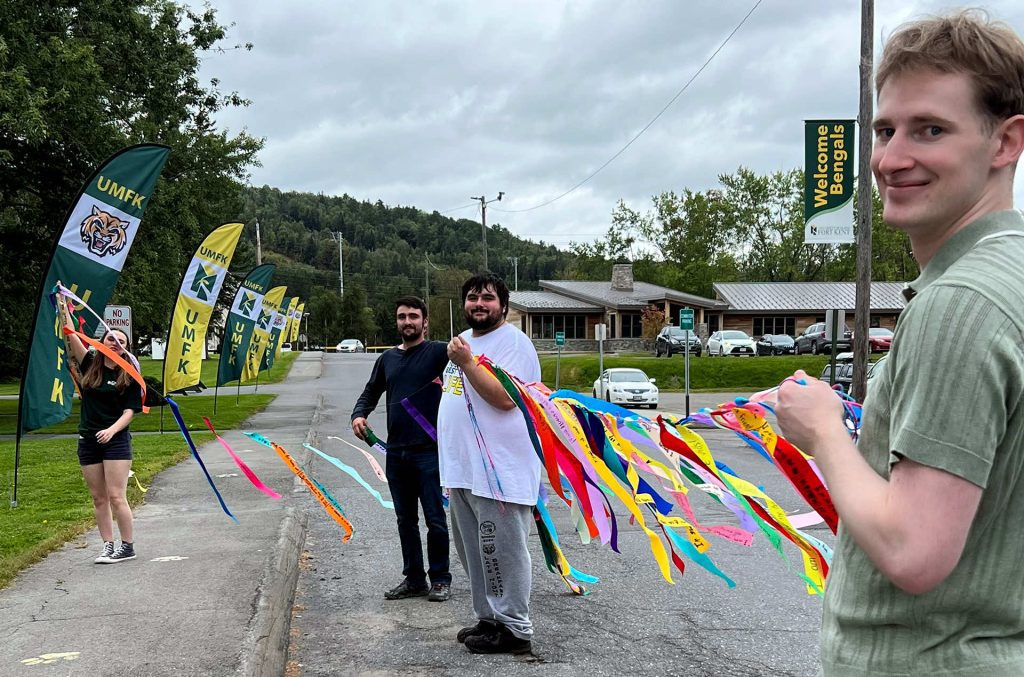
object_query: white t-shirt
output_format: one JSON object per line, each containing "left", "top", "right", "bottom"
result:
{"left": 438, "top": 322, "right": 542, "bottom": 505}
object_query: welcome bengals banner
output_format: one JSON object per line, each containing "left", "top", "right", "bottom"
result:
{"left": 19, "top": 144, "right": 170, "bottom": 433}
{"left": 243, "top": 285, "right": 285, "bottom": 381}
{"left": 216, "top": 264, "right": 275, "bottom": 386}
{"left": 163, "top": 222, "right": 244, "bottom": 395}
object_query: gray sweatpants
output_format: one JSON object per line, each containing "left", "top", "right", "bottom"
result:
{"left": 448, "top": 488, "right": 534, "bottom": 639}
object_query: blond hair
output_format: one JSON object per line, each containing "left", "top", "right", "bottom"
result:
{"left": 877, "top": 10, "right": 1024, "bottom": 129}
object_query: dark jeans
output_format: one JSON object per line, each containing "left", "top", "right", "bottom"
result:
{"left": 385, "top": 446, "right": 451, "bottom": 586}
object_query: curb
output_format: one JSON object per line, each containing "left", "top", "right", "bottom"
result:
{"left": 238, "top": 392, "right": 323, "bottom": 677}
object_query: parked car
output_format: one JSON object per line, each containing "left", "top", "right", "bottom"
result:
{"left": 281, "top": 342, "right": 292, "bottom": 352}
{"left": 755, "top": 334, "right": 795, "bottom": 356}
{"left": 706, "top": 330, "right": 756, "bottom": 357}
{"left": 592, "top": 368, "right": 659, "bottom": 409}
{"left": 866, "top": 327, "right": 893, "bottom": 352}
{"left": 336, "top": 339, "right": 365, "bottom": 353}
{"left": 654, "top": 326, "right": 702, "bottom": 357}
{"left": 795, "top": 322, "right": 852, "bottom": 355}
{"left": 819, "top": 352, "right": 881, "bottom": 390}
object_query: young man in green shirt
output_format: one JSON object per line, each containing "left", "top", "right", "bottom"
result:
{"left": 777, "top": 11, "right": 1024, "bottom": 676}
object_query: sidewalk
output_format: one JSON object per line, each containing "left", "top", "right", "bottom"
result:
{"left": 0, "top": 353, "right": 323, "bottom": 677}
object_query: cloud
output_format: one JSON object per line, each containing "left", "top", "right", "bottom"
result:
{"left": 196, "top": 0, "right": 1024, "bottom": 249}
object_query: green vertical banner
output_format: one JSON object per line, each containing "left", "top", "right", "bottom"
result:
{"left": 804, "top": 119, "right": 855, "bottom": 244}
{"left": 216, "top": 264, "right": 275, "bottom": 386}
{"left": 263, "top": 295, "right": 292, "bottom": 371}
{"left": 259, "top": 288, "right": 289, "bottom": 373}
{"left": 19, "top": 144, "right": 171, "bottom": 434}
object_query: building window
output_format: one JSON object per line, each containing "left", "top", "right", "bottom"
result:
{"left": 531, "top": 314, "right": 586, "bottom": 339}
{"left": 752, "top": 316, "right": 796, "bottom": 337}
{"left": 619, "top": 313, "right": 643, "bottom": 338}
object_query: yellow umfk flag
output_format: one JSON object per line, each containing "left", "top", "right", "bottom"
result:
{"left": 163, "top": 222, "right": 244, "bottom": 394}
{"left": 242, "top": 285, "right": 286, "bottom": 382}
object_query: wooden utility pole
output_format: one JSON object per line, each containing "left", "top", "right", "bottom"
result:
{"left": 853, "top": 0, "right": 874, "bottom": 401}
{"left": 470, "top": 192, "right": 504, "bottom": 271}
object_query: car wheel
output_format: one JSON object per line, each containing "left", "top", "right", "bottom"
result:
{"left": 811, "top": 341, "right": 819, "bottom": 355}
{"left": 719, "top": 347, "right": 725, "bottom": 357}
{"left": 592, "top": 390, "right": 598, "bottom": 398}
{"left": 606, "top": 392, "right": 611, "bottom": 403}
{"left": 666, "top": 346, "right": 673, "bottom": 358}
{"left": 696, "top": 348, "right": 702, "bottom": 358}
{"left": 795, "top": 343, "right": 801, "bottom": 355}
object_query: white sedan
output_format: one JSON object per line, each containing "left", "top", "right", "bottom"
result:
{"left": 706, "top": 330, "right": 756, "bottom": 357}
{"left": 592, "top": 368, "right": 659, "bottom": 409}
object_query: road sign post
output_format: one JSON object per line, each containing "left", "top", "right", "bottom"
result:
{"left": 679, "top": 308, "right": 694, "bottom": 416}
{"left": 555, "top": 331, "right": 565, "bottom": 390}
{"left": 595, "top": 323, "right": 606, "bottom": 386}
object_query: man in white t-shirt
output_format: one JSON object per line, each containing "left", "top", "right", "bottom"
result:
{"left": 438, "top": 272, "right": 541, "bottom": 655}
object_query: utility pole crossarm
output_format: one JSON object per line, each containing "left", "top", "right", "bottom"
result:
{"left": 470, "top": 192, "right": 504, "bottom": 272}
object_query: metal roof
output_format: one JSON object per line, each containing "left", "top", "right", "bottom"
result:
{"left": 713, "top": 281, "right": 908, "bottom": 312}
{"left": 538, "top": 280, "right": 726, "bottom": 311}
{"left": 508, "top": 291, "right": 603, "bottom": 312}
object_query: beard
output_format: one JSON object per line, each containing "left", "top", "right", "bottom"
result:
{"left": 400, "top": 325, "right": 424, "bottom": 342}
{"left": 464, "top": 307, "right": 503, "bottom": 332}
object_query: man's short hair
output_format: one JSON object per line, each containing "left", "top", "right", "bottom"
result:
{"left": 461, "top": 273, "right": 510, "bottom": 317}
{"left": 395, "top": 295, "right": 428, "bottom": 318}
{"left": 877, "top": 10, "right": 1024, "bottom": 130}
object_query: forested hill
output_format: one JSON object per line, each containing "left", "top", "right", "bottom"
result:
{"left": 236, "top": 186, "right": 581, "bottom": 346}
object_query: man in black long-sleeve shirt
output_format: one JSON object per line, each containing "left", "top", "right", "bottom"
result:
{"left": 352, "top": 296, "right": 452, "bottom": 601}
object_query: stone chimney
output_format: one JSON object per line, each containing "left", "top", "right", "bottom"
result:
{"left": 611, "top": 263, "right": 634, "bottom": 292}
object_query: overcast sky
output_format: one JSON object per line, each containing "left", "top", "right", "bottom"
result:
{"left": 194, "top": 1, "right": 1024, "bottom": 251}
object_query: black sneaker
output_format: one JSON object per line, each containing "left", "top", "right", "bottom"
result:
{"left": 457, "top": 619, "right": 497, "bottom": 643}
{"left": 98, "top": 542, "right": 136, "bottom": 564}
{"left": 94, "top": 541, "right": 115, "bottom": 564}
{"left": 464, "top": 623, "right": 532, "bottom": 655}
{"left": 383, "top": 580, "right": 429, "bottom": 600}
{"left": 427, "top": 582, "right": 451, "bottom": 602}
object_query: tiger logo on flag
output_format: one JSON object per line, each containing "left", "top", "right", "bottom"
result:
{"left": 79, "top": 205, "right": 130, "bottom": 258}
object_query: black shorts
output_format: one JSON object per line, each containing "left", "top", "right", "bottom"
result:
{"left": 77, "top": 429, "right": 133, "bottom": 466}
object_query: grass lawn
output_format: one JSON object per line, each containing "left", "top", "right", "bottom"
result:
{"left": 540, "top": 352, "right": 878, "bottom": 392}
{"left": 0, "top": 394, "right": 275, "bottom": 436}
{"left": 0, "top": 350, "right": 300, "bottom": 397}
{"left": 0, "top": 433, "right": 210, "bottom": 590}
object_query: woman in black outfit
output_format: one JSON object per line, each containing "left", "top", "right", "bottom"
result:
{"left": 60, "top": 292, "right": 142, "bottom": 564}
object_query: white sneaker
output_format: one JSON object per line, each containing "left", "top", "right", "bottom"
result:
{"left": 94, "top": 541, "right": 115, "bottom": 563}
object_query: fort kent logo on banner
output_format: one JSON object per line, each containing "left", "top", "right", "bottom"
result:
{"left": 190, "top": 263, "right": 219, "bottom": 301}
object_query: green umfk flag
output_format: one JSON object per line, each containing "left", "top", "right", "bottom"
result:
{"left": 262, "top": 294, "right": 292, "bottom": 372}
{"left": 216, "top": 264, "right": 275, "bottom": 386}
{"left": 19, "top": 144, "right": 171, "bottom": 433}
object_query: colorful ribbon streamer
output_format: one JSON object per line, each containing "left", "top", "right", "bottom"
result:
{"left": 303, "top": 443, "right": 394, "bottom": 510}
{"left": 245, "top": 432, "right": 353, "bottom": 542}
{"left": 203, "top": 417, "right": 281, "bottom": 500}
{"left": 165, "top": 396, "right": 237, "bottom": 523}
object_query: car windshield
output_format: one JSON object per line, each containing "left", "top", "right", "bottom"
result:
{"left": 722, "top": 331, "right": 749, "bottom": 340}
{"left": 609, "top": 370, "right": 649, "bottom": 383}
{"left": 769, "top": 334, "right": 791, "bottom": 341}
{"left": 667, "top": 328, "right": 693, "bottom": 337}
{"left": 341, "top": 340, "right": 360, "bottom": 346}
{"left": 869, "top": 328, "right": 893, "bottom": 337}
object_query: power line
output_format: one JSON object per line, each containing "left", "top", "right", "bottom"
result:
{"left": 492, "top": 0, "right": 762, "bottom": 215}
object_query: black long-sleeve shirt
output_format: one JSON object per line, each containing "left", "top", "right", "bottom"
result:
{"left": 350, "top": 340, "right": 450, "bottom": 450}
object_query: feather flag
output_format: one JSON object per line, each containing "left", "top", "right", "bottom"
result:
{"left": 14, "top": 144, "right": 170, "bottom": 505}
{"left": 243, "top": 285, "right": 285, "bottom": 381}
{"left": 163, "top": 222, "right": 244, "bottom": 394}
{"left": 216, "top": 264, "right": 275, "bottom": 386}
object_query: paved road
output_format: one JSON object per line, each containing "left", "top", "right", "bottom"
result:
{"left": 289, "top": 353, "right": 828, "bottom": 677}
{"left": 0, "top": 353, "right": 325, "bottom": 677}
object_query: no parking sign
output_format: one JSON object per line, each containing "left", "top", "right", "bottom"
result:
{"left": 94, "top": 305, "right": 132, "bottom": 345}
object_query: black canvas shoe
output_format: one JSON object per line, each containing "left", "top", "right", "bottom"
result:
{"left": 427, "top": 582, "right": 451, "bottom": 602}
{"left": 98, "top": 542, "right": 136, "bottom": 564}
{"left": 94, "top": 541, "right": 115, "bottom": 563}
{"left": 383, "top": 580, "right": 429, "bottom": 600}
{"left": 464, "top": 623, "right": 532, "bottom": 655}
{"left": 457, "top": 619, "right": 497, "bottom": 643}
